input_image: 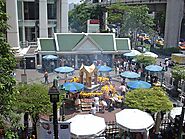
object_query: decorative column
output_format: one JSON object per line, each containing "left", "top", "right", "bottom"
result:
{"left": 75, "top": 55, "right": 78, "bottom": 69}
{"left": 39, "top": 0, "right": 48, "bottom": 38}
{"left": 6, "top": 0, "right": 20, "bottom": 49}
{"left": 164, "top": 0, "right": 184, "bottom": 48}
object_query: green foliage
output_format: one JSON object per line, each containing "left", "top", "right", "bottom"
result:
{"left": 15, "top": 84, "right": 52, "bottom": 122}
{"left": 172, "top": 65, "right": 185, "bottom": 80}
{"left": 136, "top": 54, "right": 156, "bottom": 66}
{"left": 5, "top": 129, "right": 18, "bottom": 139}
{"left": 69, "top": 3, "right": 101, "bottom": 32}
{"left": 125, "top": 87, "right": 173, "bottom": 113}
{"left": 0, "top": 0, "right": 18, "bottom": 131}
{"left": 107, "top": 4, "right": 155, "bottom": 37}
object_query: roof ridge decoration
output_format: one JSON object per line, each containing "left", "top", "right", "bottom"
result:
{"left": 72, "top": 34, "right": 103, "bottom": 52}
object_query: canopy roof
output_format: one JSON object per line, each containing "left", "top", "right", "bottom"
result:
{"left": 38, "top": 33, "right": 131, "bottom": 54}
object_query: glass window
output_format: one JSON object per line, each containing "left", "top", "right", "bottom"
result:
{"left": 19, "top": 27, "right": 23, "bottom": 42}
{"left": 48, "top": 3, "right": 56, "bottom": 19}
{"left": 25, "top": 27, "right": 36, "bottom": 42}
{"left": 18, "top": 1, "right": 23, "bottom": 20}
{"left": 24, "top": 2, "right": 39, "bottom": 20}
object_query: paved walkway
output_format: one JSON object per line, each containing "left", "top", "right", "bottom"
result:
{"left": 15, "top": 69, "right": 122, "bottom": 122}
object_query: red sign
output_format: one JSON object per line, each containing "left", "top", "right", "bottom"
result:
{"left": 90, "top": 19, "right": 99, "bottom": 24}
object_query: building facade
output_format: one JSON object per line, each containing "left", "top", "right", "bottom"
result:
{"left": 6, "top": 0, "right": 68, "bottom": 49}
{"left": 6, "top": 0, "right": 69, "bottom": 68}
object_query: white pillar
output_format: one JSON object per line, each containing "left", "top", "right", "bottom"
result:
{"left": 56, "top": 0, "right": 68, "bottom": 33}
{"left": 39, "top": 0, "right": 48, "bottom": 38}
{"left": 75, "top": 55, "right": 78, "bottom": 69}
{"left": 164, "top": 0, "right": 184, "bottom": 48}
{"left": 61, "top": 0, "right": 68, "bottom": 32}
{"left": 56, "top": 0, "right": 61, "bottom": 33}
{"left": 6, "top": 0, "right": 20, "bottom": 49}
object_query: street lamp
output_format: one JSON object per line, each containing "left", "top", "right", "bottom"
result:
{"left": 48, "top": 79, "right": 60, "bottom": 139}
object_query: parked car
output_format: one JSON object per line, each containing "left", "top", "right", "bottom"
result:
{"left": 137, "top": 33, "right": 150, "bottom": 41}
{"left": 155, "top": 37, "right": 164, "bottom": 48}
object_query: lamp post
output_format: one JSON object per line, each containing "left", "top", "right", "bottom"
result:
{"left": 48, "top": 79, "right": 60, "bottom": 139}
{"left": 62, "top": 100, "right": 66, "bottom": 121}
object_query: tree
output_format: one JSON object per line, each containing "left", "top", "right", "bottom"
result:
{"left": 125, "top": 87, "right": 173, "bottom": 132}
{"left": 15, "top": 84, "right": 53, "bottom": 137}
{"left": 136, "top": 54, "right": 156, "bottom": 67}
{"left": 107, "top": 3, "right": 155, "bottom": 47}
{"left": 0, "top": 0, "right": 19, "bottom": 137}
{"left": 69, "top": 3, "right": 92, "bottom": 32}
{"left": 171, "top": 65, "right": 185, "bottom": 91}
{"left": 69, "top": 3, "right": 103, "bottom": 32}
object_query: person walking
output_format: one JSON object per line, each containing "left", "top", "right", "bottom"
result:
{"left": 44, "top": 70, "right": 49, "bottom": 84}
{"left": 94, "top": 95, "right": 100, "bottom": 112}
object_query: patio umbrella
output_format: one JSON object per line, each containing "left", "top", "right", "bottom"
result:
{"left": 120, "top": 71, "right": 140, "bottom": 79}
{"left": 127, "top": 80, "right": 151, "bottom": 89}
{"left": 54, "top": 66, "right": 74, "bottom": 74}
{"left": 143, "top": 52, "right": 158, "bottom": 58}
{"left": 169, "top": 107, "right": 185, "bottom": 121}
{"left": 61, "top": 82, "right": 84, "bottom": 92}
{"left": 123, "top": 50, "right": 141, "bottom": 57}
{"left": 66, "top": 114, "right": 106, "bottom": 138}
{"left": 42, "top": 55, "right": 58, "bottom": 60}
{"left": 97, "top": 65, "right": 112, "bottom": 72}
{"left": 116, "top": 109, "right": 154, "bottom": 133}
{"left": 145, "top": 65, "right": 163, "bottom": 72}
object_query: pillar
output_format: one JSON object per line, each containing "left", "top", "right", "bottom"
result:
{"left": 39, "top": 53, "right": 42, "bottom": 66}
{"left": 39, "top": 0, "right": 48, "bottom": 38}
{"left": 164, "top": 0, "right": 184, "bottom": 48}
{"left": 104, "top": 12, "right": 108, "bottom": 31}
{"left": 56, "top": 0, "right": 68, "bottom": 33}
{"left": 56, "top": 0, "right": 61, "bottom": 33}
{"left": 75, "top": 55, "right": 78, "bottom": 69}
{"left": 61, "top": 0, "right": 68, "bottom": 33}
{"left": 6, "top": 0, "right": 20, "bottom": 49}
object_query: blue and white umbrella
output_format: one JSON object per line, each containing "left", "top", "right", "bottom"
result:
{"left": 42, "top": 55, "right": 58, "bottom": 60}
{"left": 54, "top": 66, "right": 74, "bottom": 74}
{"left": 61, "top": 82, "right": 84, "bottom": 92}
{"left": 120, "top": 71, "right": 140, "bottom": 79}
{"left": 145, "top": 65, "right": 163, "bottom": 72}
{"left": 127, "top": 80, "right": 151, "bottom": 89}
{"left": 97, "top": 65, "right": 112, "bottom": 72}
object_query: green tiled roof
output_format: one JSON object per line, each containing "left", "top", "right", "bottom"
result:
{"left": 88, "top": 34, "right": 115, "bottom": 51}
{"left": 56, "top": 34, "right": 85, "bottom": 51}
{"left": 39, "top": 39, "right": 56, "bottom": 51}
{"left": 116, "top": 38, "right": 130, "bottom": 51}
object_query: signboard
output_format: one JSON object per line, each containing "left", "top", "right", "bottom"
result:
{"left": 87, "top": 19, "right": 100, "bottom": 33}
{"left": 37, "top": 120, "right": 71, "bottom": 139}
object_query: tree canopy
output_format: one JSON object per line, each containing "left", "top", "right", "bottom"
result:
{"left": 125, "top": 87, "right": 173, "bottom": 113}
{"left": 107, "top": 3, "right": 155, "bottom": 37}
{"left": 135, "top": 54, "right": 156, "bottom": 66}
{"left": 171, "top": 65, "right": 185, "bottom": 80}
{"left": 0, "top": 0, "right": 17, "bottom": 129}
{"left": 15, "top": 84, "right": 52, "bottom": 123}
{"left": 69, "top": 3, "right": 102, "bottom": 32}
